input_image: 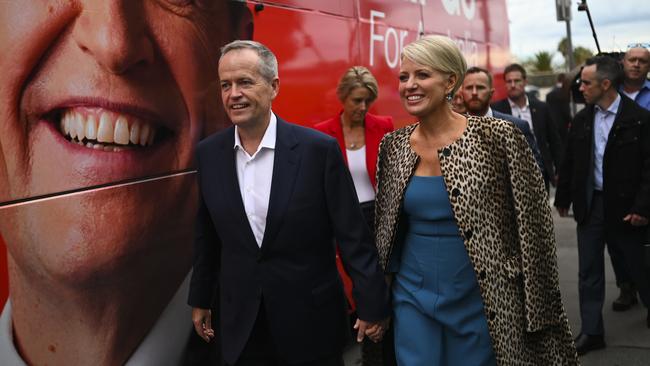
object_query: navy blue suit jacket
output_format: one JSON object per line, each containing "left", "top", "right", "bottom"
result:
{"left": 492, "top": 97, "right": 563, "bottom": 178}
{"left": 492, "top": 110, "right": 544, "bottom": 173}
{"left": 188, "top": 117, "right": 389, "bottom": 364}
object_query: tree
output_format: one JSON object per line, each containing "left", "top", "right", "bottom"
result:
{"left": 557, "top": 37, "right": 594, "bottom": 66}
{"left": 573, "top": 46, "right": 594, "bottom": 65}
{"left": 533, "top": 51, "right": 553, "bottom": 72}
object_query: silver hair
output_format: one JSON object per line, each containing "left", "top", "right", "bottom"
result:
{"left": 220, "top": 40, "right": 278, "bottom": 82}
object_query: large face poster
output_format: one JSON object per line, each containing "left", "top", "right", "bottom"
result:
{"left": 0, "top": 1, "right": 250, "bottom": 364}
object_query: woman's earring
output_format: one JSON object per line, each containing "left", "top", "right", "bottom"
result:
{"left": 446, "top": 93, "right": 453, "bottom": 102}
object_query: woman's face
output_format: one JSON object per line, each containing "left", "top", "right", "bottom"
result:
{"left": 398, "top": 57, "right": 453, "bottom": 118}
{"left": 341, "top": 87, "right": 373, "bottom": 125}
{"left": 0, "top": 0, "right": 237, "bottom": 285}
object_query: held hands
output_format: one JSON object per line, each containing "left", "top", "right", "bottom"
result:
{"left": 354, "top": 318, "right": 390, "bottom": 343}
{"left": 623, "top": 213, "right": 649, "bottom": 226}
{"left": 556, "top": 207, "right": 570, "bottom": 217}
{"left": 192, "top": 307, "right": 215, "bottom": 343}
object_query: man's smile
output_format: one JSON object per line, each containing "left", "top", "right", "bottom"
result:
{"left": 58, "top": 108, "right": 162, "bottom": 152}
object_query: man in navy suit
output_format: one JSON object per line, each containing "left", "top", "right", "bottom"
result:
{"left": 460, "top": 67, "right": 544, "bottom": 172}
{"left": 188, "top": 40, "right": 390, "bottom": 366}
{"left": 492, "top": 63, "right": 563, "bottom": 188}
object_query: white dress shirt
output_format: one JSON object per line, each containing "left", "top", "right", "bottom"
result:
{"left": 346, "top": 146, "right": 376, "bottom": 203}
{"left": 593, "top": 95, "right": 621, "bottom": 191}
{"left": 0, "top": 274, "right": 192, "bottom": 366}
{"left": 508, "top": 97, "right": 533, "bottom": 133}
{"left": 234, "top": 113, "right": 277, "bottom": 247}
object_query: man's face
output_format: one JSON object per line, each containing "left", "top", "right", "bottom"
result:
{"left": 623, "top": 48, "right": 650, "bottom": 83}
{"left": 579, "top": 65, "right": 606, "bottom": 105}
{"left": 461, "top": 71, "right": 494, "bottom": 116}
{"left": 219, "top": 49, "right": 279, "bottom": 129}
{"left": 504, "top": 71, "right": 527, "bottom": 100}
{"left": 0, "top": 1, "right": 237, "bottom": 285}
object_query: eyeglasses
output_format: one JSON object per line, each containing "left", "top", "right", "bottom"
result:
{"left": 627, "top": 42, "right": 650, "bottom": 49}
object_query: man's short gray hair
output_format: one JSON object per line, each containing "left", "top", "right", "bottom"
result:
{"left": 220, "top": 40, "right": 278, "bottom": 82}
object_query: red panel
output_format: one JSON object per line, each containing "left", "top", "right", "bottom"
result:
{"left": 250, "top": 3, "right": 362, "bottom": 126}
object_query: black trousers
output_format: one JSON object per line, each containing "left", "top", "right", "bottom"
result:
{"left": 230, "top": 303, "right": 344, "bottom": 366}
{"left": 576, "top": 192, "right": 650, "bottom": 335}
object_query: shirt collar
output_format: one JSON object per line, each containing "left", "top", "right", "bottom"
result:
{"left": 595, "top": 94, "right": 621, "bottom": 115}
{"left": 643, "top": 80, "right": 650, "bottom": 91}
{"left": 234, "top": 112, "right": 277, "bottom": 152}
{"left": 0, "top": 274, "right": 192, "bottom": 366}
{"left": 508, "top": 96, "right": 529, "bottom": 110}
{"left": 485, "top": 107, "right": 494, "bottom": 117}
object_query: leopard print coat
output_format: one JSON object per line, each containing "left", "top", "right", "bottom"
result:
{"left": 375, "top": 116, "right": 579, "bottom": 365}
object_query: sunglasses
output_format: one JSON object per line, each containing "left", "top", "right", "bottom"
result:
{"left": 627, "top": 42, "right": 650, "bottom": 49}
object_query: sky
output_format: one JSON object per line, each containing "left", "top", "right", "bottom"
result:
{"left": 506, "top": 0, "right": 650, "bottom": 65}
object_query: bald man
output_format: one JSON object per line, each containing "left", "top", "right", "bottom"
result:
{"left": 621, "top": 46, "right": 650, "bottom": 110}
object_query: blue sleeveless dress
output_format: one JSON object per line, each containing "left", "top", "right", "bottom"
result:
{"left": 392, "top": 176, "right": 496, "bottom": 366}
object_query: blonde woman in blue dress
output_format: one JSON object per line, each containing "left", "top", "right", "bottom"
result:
{"left": 374, "top": 35, "right": 578, "bottom": 365}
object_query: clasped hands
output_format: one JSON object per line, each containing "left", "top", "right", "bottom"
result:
{"left": 194, "top": 307, "right": 390, "bottom": 344}
{"left": 354, "top": 317, "right": 390, "bottom": 343}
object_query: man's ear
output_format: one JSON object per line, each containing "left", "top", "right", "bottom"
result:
{"left": 229, "top": 2, "right": 254, "bottom": 40}
{"left": 601, "top": 78, "right": 612, "bottom": 91}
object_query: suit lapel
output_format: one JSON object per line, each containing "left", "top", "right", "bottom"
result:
{"left": 260, "top": 118, "right": 300, "bottom": 250}
{"left": 218, "top": 129, "right": 259, "bottom": 251}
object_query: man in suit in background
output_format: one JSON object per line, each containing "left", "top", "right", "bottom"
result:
{"left": 546, "top": 73, "right": 573, "bottom": 145}
{"left": 461, "top": 67, "right": 544, "bottom": 173}
{"left": 492, "top": 63, "right": 563, "bottom": 189}
{"left": 188, "top": 40, "right": 390, "bottom": 366}
{"left": 555, "top": 56, "right": 650, "bottom": 355}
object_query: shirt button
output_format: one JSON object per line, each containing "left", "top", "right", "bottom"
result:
{"left": 489, "top": 311, "right": 496, "bottom": 321}
{"left": 464, "top": 229, "right": 473, "bottom": 240}
{"left": 451, "top": 188, "right": 461, "bottom": 197}
{"left": 442, "top": 147, "right": 451, "bottom": 157}
{"left": 479, "top": 270, "right": 487, "bottom": 280}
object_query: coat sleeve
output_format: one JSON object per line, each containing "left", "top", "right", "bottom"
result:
{"left": 188, "top": 151, "right": 222, "bottom": 309}
{"left": 503, "top": 125, "right": 566, "bottom": 332}
{"left": 631, "top": 112, "right": 650, "bottom": 218}
{"left": 554, "top": 114, "right": 579, "bottom": 209}
{"left": 323, "top": 139, "right": 390, "bottom": 321}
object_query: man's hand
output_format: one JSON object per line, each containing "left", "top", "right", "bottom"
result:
{"left": 556, "top": 206, "right": 570, "bottom": 217}
{"left": 192, "top": 307, "right": 215, "bottom": 343}
{"left": 623, "top": 213, "right": 649, "bottom": 226}
{"left": 354, "top": 318, "right": 389, "bottom": 343}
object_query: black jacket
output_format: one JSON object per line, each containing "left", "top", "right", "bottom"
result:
{"left": 188, "top": 117, "right": 389, "bottom": 364}
{"left": 492, "top": 97, "right": 564, "bottom": 178}
{"left": 554, "top": 95, "right": 650, "bottom": 226}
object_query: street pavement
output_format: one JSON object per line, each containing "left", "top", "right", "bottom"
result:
{"left": 344, "top": 206, "right": 650, "bottom": 365}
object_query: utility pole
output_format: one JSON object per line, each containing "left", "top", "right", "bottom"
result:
{"left": 556, "top": 0, "right": 576, "bottom": 114}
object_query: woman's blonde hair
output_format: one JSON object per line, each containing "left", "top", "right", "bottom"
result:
{"left": 336, "top": 66, "right": 379, "bottom": 103}
{"left": 402, "top": 35, "right": 467, "bottom": 96}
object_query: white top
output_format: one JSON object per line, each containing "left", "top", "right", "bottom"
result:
{"left": 593, "top": 95, "right": 621, "bottom": 191}
{"left": 346, "top": 146, "right": 376, "bottom": 203}
{"left": 234, "top": 113, "right": 277, "bottom": 247}
{"left": 622, "top": 89, "right": 640, "bottom": 101}
{"left": 0, "top": 274, "right": 192, "bottom": 366}
{"left": 508, "top": 97, "right": 534, "bottom": 133}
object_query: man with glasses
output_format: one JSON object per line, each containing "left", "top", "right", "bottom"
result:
{"left": 492, "top": 63, "right": 563, "bottom": 190}
{"left": 555, "top": 55, "right": 650, "bottom": 355}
